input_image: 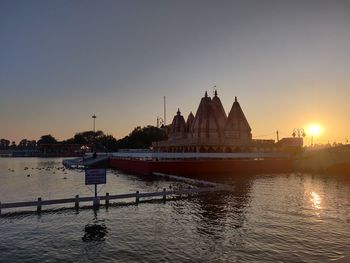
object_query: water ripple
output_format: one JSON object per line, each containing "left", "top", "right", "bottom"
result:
{"left": 1, "top": 159, "right": 350, "bottom": 262}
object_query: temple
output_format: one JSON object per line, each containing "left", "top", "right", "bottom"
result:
{"left": 154, "top": 91, "right": 295, "bottom": 153}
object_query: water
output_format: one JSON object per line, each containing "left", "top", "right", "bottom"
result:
{"left": 0, "top": 158, "right": 349, "bottom": 262}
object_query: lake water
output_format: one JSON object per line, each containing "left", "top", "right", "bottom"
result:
{"left": 0, "top": 158, "right": 349, "bottom": 262}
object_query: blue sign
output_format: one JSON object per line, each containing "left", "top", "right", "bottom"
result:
{"left": 85, "top": 168, "right": 107, "bottom": 185}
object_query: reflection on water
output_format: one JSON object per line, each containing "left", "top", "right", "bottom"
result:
{"left": 82, "top": 221, "right": 108, "bottom": 242}
{"left": 194, "top": 177, "right": 252, "bottom": 232}
{"left": 310, "top": 191, "right": 322, "bottom": 210}
{"left": 82, "top": 211, "right": 108, "bottom": 242}
{"left": 0, "top": 158, "right": 350, "bottom": 262}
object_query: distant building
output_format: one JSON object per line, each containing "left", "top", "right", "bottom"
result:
{"left": 154, "top": 91, "right": 303, "bottom": 153}
{"left": 276, "top": 137, "right": 303, "bottom": 152}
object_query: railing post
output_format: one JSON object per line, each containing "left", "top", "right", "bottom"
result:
{"left": 163, "top": 188, "right": 166, "bottom": 202}
{"left": 75, "top": 195, "right": 79, "bottom": 211}
{"left": 37, "top": 197, "right": 42, "bottom": 214}
{"left": 105, "top": 193, "right": 110, "bottom": 208}
{"left": 0, "top": 201, "right": 2, "bottom": 216}
{"left": 136, "top": 191, "right": 139, "bottom": 204}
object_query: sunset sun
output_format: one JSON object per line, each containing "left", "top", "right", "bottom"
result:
{"left": 307, "top": 123, "right": 322, "bottom": 136}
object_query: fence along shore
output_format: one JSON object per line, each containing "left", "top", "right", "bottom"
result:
{"left": 0, "top": 185, "right": 228, "bottom": 215}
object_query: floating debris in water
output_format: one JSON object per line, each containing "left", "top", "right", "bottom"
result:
{"left": 82, "top": 223, "right": 108, "bottom": 242}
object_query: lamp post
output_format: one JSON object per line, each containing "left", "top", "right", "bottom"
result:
{"left": 92, "top": 115, "right": 96, "bottom": 133}
{"left": 92, "top": 115, "right": 97, "bottom": 153}
{"left": 292, "top": 128, "right": 306, "bottom": 138}
{"left": 155, "top": 117, "right": 165, "bottom": 153}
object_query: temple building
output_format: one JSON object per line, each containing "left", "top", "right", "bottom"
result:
{"left": 154, "top": 91, "right": 285, "bottom": 153}
{"left": 154, "top": 91, "right": 304, "bottom": 153}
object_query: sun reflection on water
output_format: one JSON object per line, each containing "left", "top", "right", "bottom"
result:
{"left": 310, "top": 191, "right": 322, "bottom": 210}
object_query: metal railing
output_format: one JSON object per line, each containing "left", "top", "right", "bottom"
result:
{"left": 0, "top": 187, "right": 224, "bottom": 215}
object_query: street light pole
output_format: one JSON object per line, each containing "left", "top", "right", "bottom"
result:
{"left": 92, "top": 115, "right": 96, "bottom": 133}
{"left": 163, "top": 96, "right": 166, "bottom": 126}
{"left": 92, "top": 115, "right": 97, "bottom": 154}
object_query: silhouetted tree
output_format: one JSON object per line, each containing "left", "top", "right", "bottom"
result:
{"left": 11, "top": 141, "right": 16, "bottom": 148}
{"left": 28, "top": 140, "right": 37, "bottom": 148}
{"left": 62, "top": 130, "right": 118, "bottom": 152}
{"left": 0, "top": 139, "right": 10, "bottom": 149}
{"left": 62, "top": 130, "right": 102, "bottom": 145}
{"left": 18, "top": 139, "right": 29, "bottom": 149}
{"left": 4, "top": 126, "right": 166, "bottom": 154}
{"left": 37, "top": 135, "right": 58, "bottom": 145}
{"left": 117, "top": 125, "right": 167, "bottom": 149}
{"left": 97, "top": 134, "right": 118, "bottom": 152}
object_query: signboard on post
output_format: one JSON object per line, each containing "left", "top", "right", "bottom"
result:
{"left": 85, "top": 168, "right": 107, "bottom": 185}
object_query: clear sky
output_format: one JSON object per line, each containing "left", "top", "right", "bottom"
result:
{"left": 1, "top": 0, "right": 349, "bottom": 145}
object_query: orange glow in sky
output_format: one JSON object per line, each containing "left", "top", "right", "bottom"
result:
{"left": 0, "top": 1, "right": 349, "bottom": 144}
{"left": 307, "top": 123, "right": 322, "bottom": 137}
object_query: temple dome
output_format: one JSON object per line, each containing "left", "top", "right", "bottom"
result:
{"left": 191, "top": 91, "right": 225, "bottom": 139}
{"left": 186, "top": 112, "right": 195, "bottom": 132}
{"left": 210, "top": 90, "right": 227, "bottom": 135}
{"left": 224, "top": 97, "right": 252, "bottom": 140}
{"left": 169, "top": 108, "right": 187, "bottom": 140}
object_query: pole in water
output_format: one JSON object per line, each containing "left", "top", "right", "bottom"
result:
{"left": 136, "top": 191, "right": 140, "bottom": 204}
{"left": 93, "top": 184, "right": 100, "bottom": 209}
{"left": 105, "top": 192, "right": 110, "bottom": 208}
{"left": 75, "top": 195, "right": 79, "bottom": 211}
{"left": 37, "top": 197, "right": 42, "bottom": 214}
{"left": 163, "top": 188, "right": 166, "bottom": 202}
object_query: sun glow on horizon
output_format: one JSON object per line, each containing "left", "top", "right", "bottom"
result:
{"left": 310, "top": 191, "right": 322, "bottom": 210}
{"left": 307, "top": 123, "right": 323, "bottom": 136}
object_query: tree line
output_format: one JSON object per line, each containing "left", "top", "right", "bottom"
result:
{"left": 0, "top": 125, "right": 167, "bottom": 152}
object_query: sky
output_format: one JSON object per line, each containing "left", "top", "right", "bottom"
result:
{"left": 0, "top": 0, "right": 349, "bottom": 145}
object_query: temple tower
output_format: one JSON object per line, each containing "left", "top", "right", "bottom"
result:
{"left": 169, "top": 108, "right": 187, "bottom": 140}
{"left": 224, "top": 97, "right": 252, "bottom": 141}
{"left": 186, "top": 112, "right": 195, "bottom": 133}
{"left": 210, "top": 90, "right": 227, "bottom": 138}
{"left": 190, "top": 92, "right": 215, "bottom": 139}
